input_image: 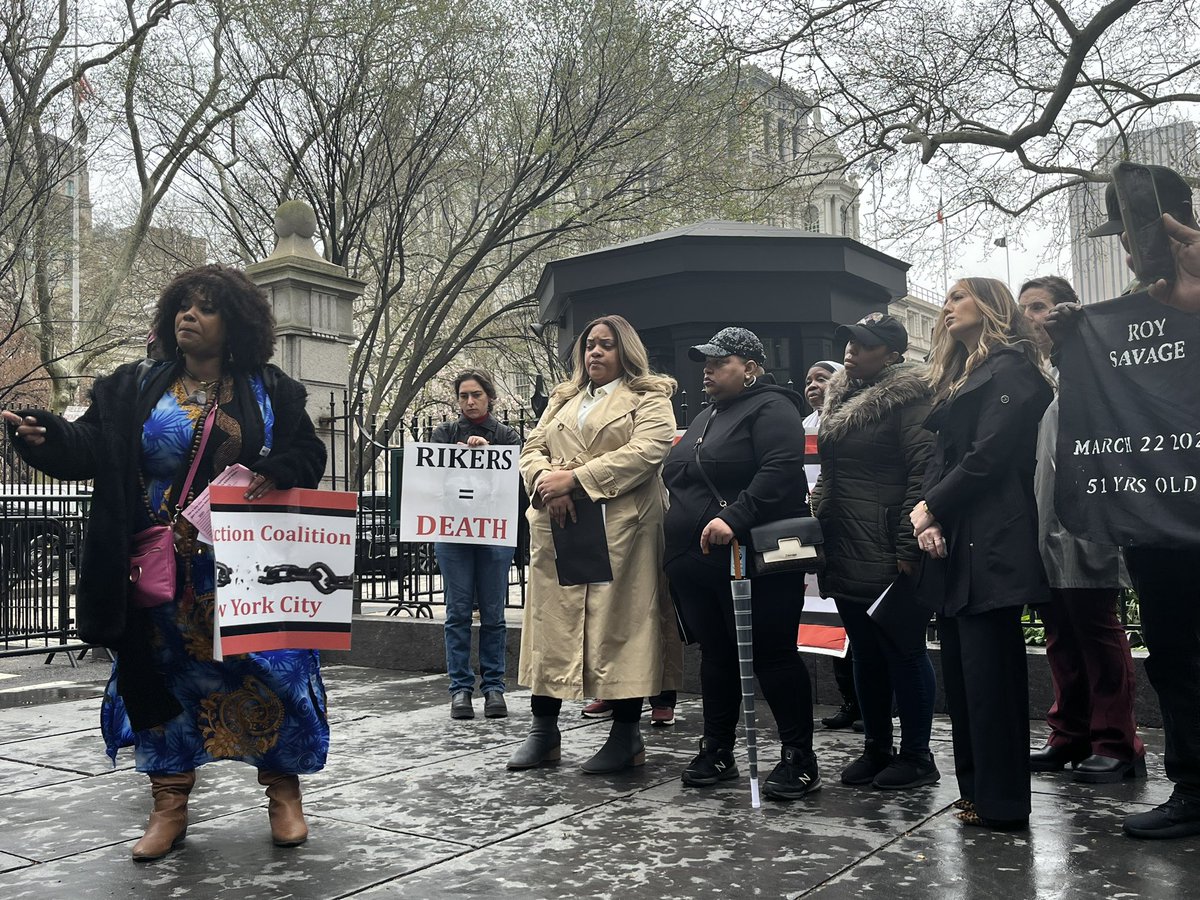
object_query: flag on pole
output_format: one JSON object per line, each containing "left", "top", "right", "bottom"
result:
{"left": 994, "top": 236, "right": 1007, "bottom": 248}
{"left": 936, "top": 206, "right": 944, "bottom": 224}
{"left": 797, "top": 424, "right": 849, "bottom": 658}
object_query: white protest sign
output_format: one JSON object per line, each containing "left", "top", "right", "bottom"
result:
{"left": 398, "top": 442, "right": 519, "bottom": 547}
{"left": 209, "top": 485, "right": 356, "bottom": 659}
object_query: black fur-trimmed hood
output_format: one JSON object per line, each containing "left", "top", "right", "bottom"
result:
{"left": 819, "top": 361, "right": 932, "bottom": 444}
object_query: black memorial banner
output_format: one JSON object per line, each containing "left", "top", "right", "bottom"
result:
{"left": 1055, "top": 290, "right": 1200, "bottom": 548}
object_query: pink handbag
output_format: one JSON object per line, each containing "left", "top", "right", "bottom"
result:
{"left": 129, "top": 405, "right": 217, "bottom": 609}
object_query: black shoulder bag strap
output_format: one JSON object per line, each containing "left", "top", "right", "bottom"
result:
{"left": 693, "top": 410, "right": 727, "bottom": 510}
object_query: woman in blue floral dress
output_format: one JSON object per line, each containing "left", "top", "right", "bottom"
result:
{"left": 4, "top": 265, "right": 329, "bottom": 861}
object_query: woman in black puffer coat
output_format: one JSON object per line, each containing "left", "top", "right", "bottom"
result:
{"left": 811, "top": 313, "right": 938, "bottom": 791}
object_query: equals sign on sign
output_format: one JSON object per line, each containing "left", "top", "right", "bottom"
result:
{"left": 458, "top": 489, "right": 475, "bottom": 500}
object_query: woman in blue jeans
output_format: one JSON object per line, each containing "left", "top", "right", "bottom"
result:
{"left": 431, "top": 369, "right": 522, "bottom": 720}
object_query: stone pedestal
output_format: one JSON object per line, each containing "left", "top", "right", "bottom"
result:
{"left": 245, "top": 201, "right": 366, "bottom": 483}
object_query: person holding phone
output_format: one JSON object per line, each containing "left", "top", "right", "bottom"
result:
{"left": 1046, "top": 166, "right": 1200, "bottom": 839}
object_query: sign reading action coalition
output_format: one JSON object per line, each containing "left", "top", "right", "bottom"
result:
{"left": 1056, "top": 290, "right": 1200, "bottom": 548}
{"left": 398, "top": 442, "right": 519, "bottom": 547}
{"left": 209, "top": 485, "right": 357, "bottom": 658}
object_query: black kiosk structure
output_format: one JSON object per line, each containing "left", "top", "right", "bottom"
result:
{"left": 534, "top": 221, "right": 911, "bottom": 424}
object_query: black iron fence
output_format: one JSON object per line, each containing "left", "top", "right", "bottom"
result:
{"left": 0, "top": 385, "right": 1142, "bottom": 649}
{"left": 0, "top": 430, "right": 91, "bottom": 659}
{"left": 324, "top": 393, "right": 541, "bottom": 617}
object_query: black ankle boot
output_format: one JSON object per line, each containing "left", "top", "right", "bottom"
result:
{"left": 507, "top": 715, "right": 561, "bottom": 770}
{"left": 840, "top": 741, "right": 895, "bottom": 786}
{"left": 580, "top": 720, "right": 645, "bottom": 774}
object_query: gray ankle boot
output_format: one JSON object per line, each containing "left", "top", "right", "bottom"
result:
{"left": 507, "top": 715, "right": 562, "bottom": 770}
{"left": 580, "top": 720, "right": 645, "bottom": 774}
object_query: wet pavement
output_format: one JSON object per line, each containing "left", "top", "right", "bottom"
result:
{"left": 0, "top": 663, "right": 1196, "bottom": 899}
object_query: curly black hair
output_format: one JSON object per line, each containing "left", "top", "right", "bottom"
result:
{"left": 151, "top": 264, "right": 276, "bottom": 369}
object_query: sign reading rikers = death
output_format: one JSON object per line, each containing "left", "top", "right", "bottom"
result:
{"left": 398, "top": 442, "right": 519, "bottom": 547}
{"left": 209, "top": 484, "right": 357, "bottom": 659}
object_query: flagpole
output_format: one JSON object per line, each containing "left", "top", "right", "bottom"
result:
{"left": 71, "top": 0, "right": 80, "bottom": 354}
{"left": 941, "top": 216, "right": 949, "bottom": 293}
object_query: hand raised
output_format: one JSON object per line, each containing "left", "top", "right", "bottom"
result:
{"left": 1, "top": 411, "right": 47, "bottom": 447}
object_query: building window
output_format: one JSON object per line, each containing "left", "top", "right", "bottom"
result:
{"left": 778, "top": 121, "right": 787, "bottom": 161}
{"left": 64, "top": 178, "right": 75, "bottom": 197}
{"left": 763, "top": 114, "right": 773, "bottom": 157}
{"left": 802, "top": 205, "right": 821, "bottom": 232}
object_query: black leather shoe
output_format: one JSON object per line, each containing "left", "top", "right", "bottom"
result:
{"left": 1073, "top": 754, "right": 1147, "bottom": 784}
{"left": 450, "top": 690, "right": 474, "bottom": 720}
{"left": 1029, "top": 741, "right": 1088, "bottom": 772}
{"left": 1123, "top": 792, "right": 1200, "bottom": 839}
{"left": 484, "top": 691, "right": 507, "bottom": 719}
{"left": 821, "top": 701, "right": 861, "bottom": 730}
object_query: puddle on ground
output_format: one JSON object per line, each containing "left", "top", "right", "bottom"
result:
{"left": 0, "top": 686, "right": 104, "bottom": 709}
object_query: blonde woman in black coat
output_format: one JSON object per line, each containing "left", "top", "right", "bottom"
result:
{"left": 812, "top": 313, "right": 937, "bottom": 791}
{"left": 911, "top": 277, "right": 1053, "bottom": 831}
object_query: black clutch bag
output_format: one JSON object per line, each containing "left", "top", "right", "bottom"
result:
{"left": 749, "top": 517, "right": 825, "bottom": 576}
{"left": 693, "top": 409, "right": 824, "bottom": 577}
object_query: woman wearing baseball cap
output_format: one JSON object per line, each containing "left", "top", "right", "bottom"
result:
{"left": 811, "top": 313, "right": 939, "bottom": 790}
{"left": 663, "top": 326, "right": 820, "bottom": 801}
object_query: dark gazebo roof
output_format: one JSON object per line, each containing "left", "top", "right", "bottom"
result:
{"left": 536, "top": 220, "right": 909, "bottom": 325}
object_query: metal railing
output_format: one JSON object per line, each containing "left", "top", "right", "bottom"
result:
{"left": 0, "top": 431, "right": 91, "bottom": 659}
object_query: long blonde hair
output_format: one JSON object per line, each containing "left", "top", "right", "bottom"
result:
{"left": 553, "top": 314, "right": 676, "bottom": 401}
{"left": 927, "top": 277, "right": 1046, "bottom": 401}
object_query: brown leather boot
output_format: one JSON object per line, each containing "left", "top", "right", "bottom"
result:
{"left": 257, "top": 770, "right": 308, "bottom": 846}
{"left": 131, "top": 771, "right": 196, "bottom": 861}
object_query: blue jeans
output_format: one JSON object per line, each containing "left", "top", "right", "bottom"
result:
{"left": 435, "top": 542, "right": 513, "bottom": 695}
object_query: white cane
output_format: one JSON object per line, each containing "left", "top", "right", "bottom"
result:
{"left": 730, "top": 538, "right": 760, "bottom": 808}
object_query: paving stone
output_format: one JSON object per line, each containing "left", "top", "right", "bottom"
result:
{"left": 0, "top": 810, "right": 463, "bottom": 900}
{"left": 0, "top": 664, "right": 1196, "bottom": 899}
{"left": 0, "top": 756, "right": 86, "bottom": 796}
{"left": 0, "top": 698, "right": 98, "bottom": 745}
{"left": 353, "top": 792, "right": 887, "bottom": 899}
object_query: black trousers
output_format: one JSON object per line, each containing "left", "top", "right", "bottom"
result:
{"left": 1123, "top": 547, "right": 1200, "bottom": 796}
{"left": 938, "top": 606, "right": 1031, "bottom": 821}
{"left": 666, "top": 556, "right": 814, "bottom": 756}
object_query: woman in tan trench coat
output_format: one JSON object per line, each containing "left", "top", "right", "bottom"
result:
{"left": 508, "top": 314, "right": 682, "bottom": 774}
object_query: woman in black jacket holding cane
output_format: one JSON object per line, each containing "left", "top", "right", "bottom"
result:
{"left": 663, "top": 327, "right": 819, "bottom": 801}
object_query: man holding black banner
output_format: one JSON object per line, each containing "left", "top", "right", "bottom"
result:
{"left": 1049, "top": 165, "right": 1200, "bottom": 839}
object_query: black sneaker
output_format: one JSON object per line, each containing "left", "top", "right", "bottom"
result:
{"left": 872, "top": 749, "right": 941, "bottom": 790}
{"left": 763, "top": 747, "right": 822, "bottom": 800}
{"left": 820, "top": 701, "right": 861, "bottom": 730}
{"left": 841, "top": 743, "right": 895, "bottom": 786}
{"left": 681, "top": 738, "right": 739, "bottom": 787}
{"left": 1123, "top": 792, "right": 1200, "bottom": 839}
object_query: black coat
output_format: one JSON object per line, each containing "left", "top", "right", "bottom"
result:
{"left": 9, "top": 360, "right": 325, "bottom": 729}
{"left": 431, "top": 414, "right": 522, "bottom": 447}
{"left": 915, "top": 347, "right": 1053, "bottom": 616}
{"left": 812, "top": 362, "right": 934, "bottom": 605}
{"left": 663, "top": 383, "right": 809, "bottom": 573}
